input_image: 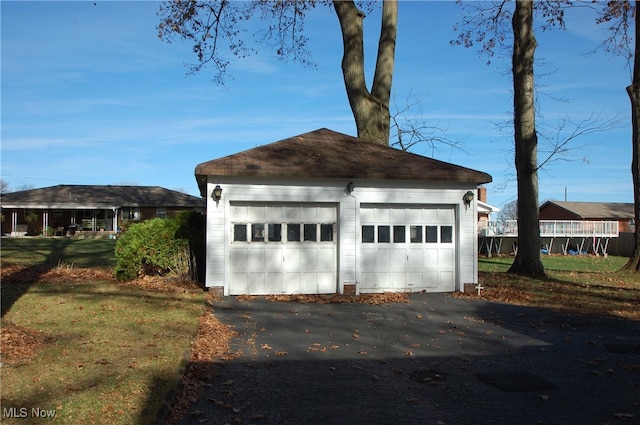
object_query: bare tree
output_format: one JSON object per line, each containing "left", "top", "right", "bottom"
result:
{"left": 158, "top": 0, "right": 397, "bottom": 146}
{"left": 388, "top": 92, "right": 466, "bottom": 157}
{"left": 594, "top": 0, "right": 640, "bottom": 272}
{"left": 14, "top": 184, "right": 35, "bottom": 192}
{"left": 497, "top": 199, "right": 518, "bottom": 221}
{"left": 0, "top": 179, "right": 10, "bottom": 195}
{"left": 452, "top": 1, "right": 619, "bottom": 278}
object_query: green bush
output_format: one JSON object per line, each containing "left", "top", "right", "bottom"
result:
{"left": 173, "top": 210, "right": 206, "bottom": 282}
{"left": 114, "top": 211, "right": 204, "bottom": 282}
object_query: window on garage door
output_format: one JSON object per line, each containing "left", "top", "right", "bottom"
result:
{"left": 363, "top": 225, "right": 453, "bottom": 244}
{"left": 233, "top": 222, "right": 335, "bottom": 243}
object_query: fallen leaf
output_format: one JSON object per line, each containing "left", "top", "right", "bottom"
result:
{"left": 613, "top": 413, "right": 635, "bottom": 420}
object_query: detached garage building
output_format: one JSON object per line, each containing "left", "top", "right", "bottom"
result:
{"left": 195, "top": 128, "right": 492, "bottom": 296}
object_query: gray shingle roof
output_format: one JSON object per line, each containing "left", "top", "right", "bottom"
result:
{"left": 0, "top": 185, "right": 204, "bottom": 209}
{"left": 195, "top": 128, "right": 492, "bottom": 195}
{"left": 541, "top": 201, "right": 635, "bottom": 220}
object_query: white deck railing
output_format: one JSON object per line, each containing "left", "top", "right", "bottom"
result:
{"left": 480, "top": 220, "right": 619, "bottom": 238}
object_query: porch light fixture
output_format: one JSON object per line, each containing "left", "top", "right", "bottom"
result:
{"left": 346, "top": 181, "right": 355, "bottom": 195}
{"left": 212, "top": 185, "right": 223, "bottom": 202}
{"left": 463, "top": 190, "right": 474, "bottom": 207}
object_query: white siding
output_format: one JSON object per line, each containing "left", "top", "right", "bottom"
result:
{"left": 203, "top": 177, "right": 479, "bottom": 295}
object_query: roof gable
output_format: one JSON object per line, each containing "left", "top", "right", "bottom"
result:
{"left": 195, "top": 128, "right": 492, "bottom": 193}
{"left": 1, "top": 185, "right": 204, "bottom": 209}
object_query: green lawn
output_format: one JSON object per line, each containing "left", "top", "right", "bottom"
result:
{"left": 1, "top": 238, "right": 205, "bottom": 425}
{"left": 473, "top": 254, "right": 639, "bottom": 320}
{"left": 1, "top": 237, "right": 117, "bottom": 268}
{"left": 478, "top": 254, "right": 629, "bottom": 273}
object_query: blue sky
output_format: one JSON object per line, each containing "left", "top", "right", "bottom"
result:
{"left": 1, "top": 1, "right": 634, "bottom": 210}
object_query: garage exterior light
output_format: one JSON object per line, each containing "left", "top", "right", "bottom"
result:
{"left": 212, "top": 185, "right": 223, "bottom": 202}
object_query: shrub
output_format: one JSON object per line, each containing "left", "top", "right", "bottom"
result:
{"left": 114, "top": 212, "right": 204, "bottom": 281}
{"left": 172, "top": 210, "right": 206, "bottom": 282}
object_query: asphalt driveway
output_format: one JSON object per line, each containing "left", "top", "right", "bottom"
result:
{"left": 176, "top": 293, "right": 640, "bottom": 425}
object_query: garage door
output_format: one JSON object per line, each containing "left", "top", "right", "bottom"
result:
{"left": 229, "top": 203, "right": 337, "bottom": 295}
{"left": 359, "top": 205, "right": 456, "bottom": 293}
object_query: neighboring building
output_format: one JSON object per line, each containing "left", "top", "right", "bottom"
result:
{"left": 1, "top": 185, "right": 204, "bottom": 236}
{"left": 195, "top": 128, "right": 492, "bottom": 296}
{"left": 477, "top": 186, "right": 499, "bottom": 234}
{"left": 539, "top": 201, "right": 635, "bottom": 233}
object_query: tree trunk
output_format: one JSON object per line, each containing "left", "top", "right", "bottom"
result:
{"left": 622, "top": 0, "right": 640, "bottom": 272}
{"left": 334, "top": 0, "right": 397, "bottom": 145}
{"left": 507, "top": 0, "right": 547, "bottom": 278}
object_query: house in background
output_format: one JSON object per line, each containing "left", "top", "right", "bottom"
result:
{"left": 1, "top": 185, "right": 204, "bottom": 237}
{"left": 195, "top": 128, "right": 492, "bottom": 296}
{"left": 539, "top": 201, "right": 635, "bottom": 233}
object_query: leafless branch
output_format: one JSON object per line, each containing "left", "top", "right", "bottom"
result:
{"left": 389, "top": 92, "right": 467, "bottom": 157}
{"left": 536, "top": 111, "right": 622, "bottom": 171}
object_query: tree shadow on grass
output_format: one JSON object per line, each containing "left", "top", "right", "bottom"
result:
{"left": 1, "top": 239, "right": 74, "bottom": 317}
{"left": 1, "top": 238, "right": 116, "bottom": 316}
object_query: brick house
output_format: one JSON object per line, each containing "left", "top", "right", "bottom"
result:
{"left": 539, "top": 201, "right": 635, "bottom": 233}
{"left": 1, "top": 185, "right": 204, "bottom": 236}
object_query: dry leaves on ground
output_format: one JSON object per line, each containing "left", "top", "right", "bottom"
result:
{"left": 452, "top": 271, "right": 639, "bottom": 320}
{"left": 0, "top": 321, "right": 56, "bottom": 366}
{"left": 1, "top": 264, "right": 114, "bottom": 285}
{"left": 238, "top": 292, "right": 410, "bottom": 304}
{"left": 164, "top": 292, "right": 238, "bottom": 425}
{"left": 1, "top": 264, "right": 201, "bottom": 293}
{"left": 0, "top": 266, "right": 203, "bottom": 370}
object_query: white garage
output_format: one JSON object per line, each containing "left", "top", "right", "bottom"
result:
{"left": 195, "top": 128, "right": 492, "bottom": 296}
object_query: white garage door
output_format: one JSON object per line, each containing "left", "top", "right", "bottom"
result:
{"left": 359, "top": 205, "right": 456, "bottom": 293}
{"left": 229, "top": 203, "right": 337, "bottom": 295}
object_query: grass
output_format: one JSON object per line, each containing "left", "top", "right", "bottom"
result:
{"left": 478, "top": 254, "right": 629, "bottom": 274}
{"left": 472, "top": 254, "right": 640, "bottom": 320}
{"left": 0, "top": 238, "right": 206, "bottom": 425}
{"left": 1, "top": 238, "right": 118, "bottom": 268}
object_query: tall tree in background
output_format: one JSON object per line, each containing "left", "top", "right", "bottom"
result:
{"left": 158, "top": 0, "right": 397, "bottom": 146}
{"left": 595, "top": 1, "right": 640, "bottom": 272}
{"left": 453, "top": 1, "right": 571, "bottom": 278}
{"left": 625, "top": 1, "right": 640, "bottom": 272}
{"left": 508, "top": 0, "right": 545, "bottom": 277}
